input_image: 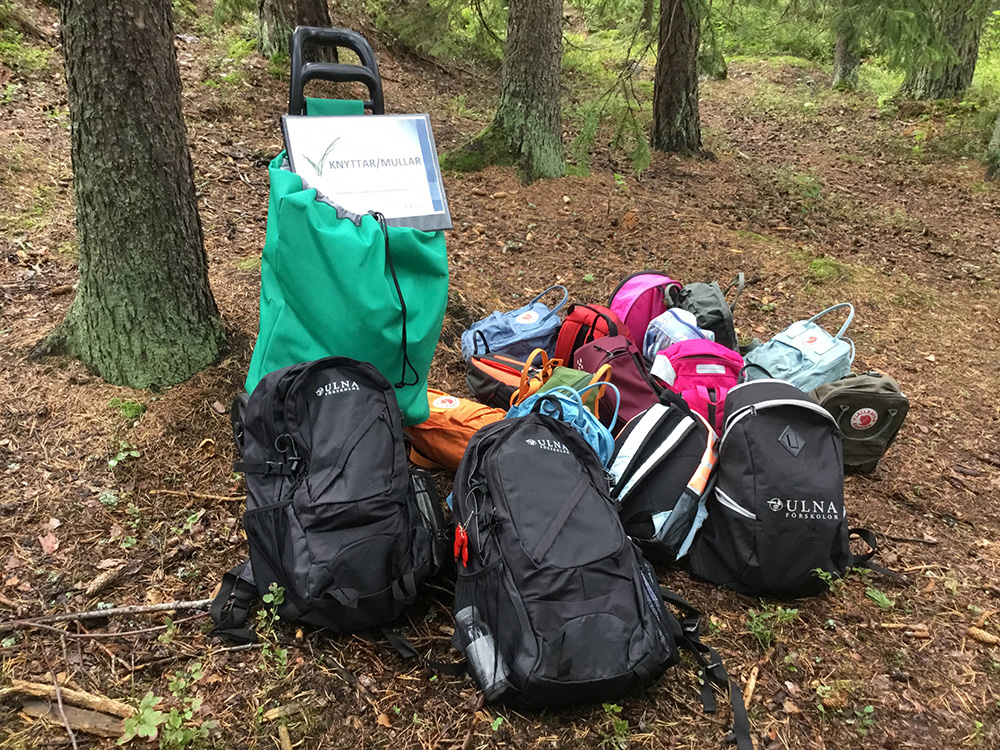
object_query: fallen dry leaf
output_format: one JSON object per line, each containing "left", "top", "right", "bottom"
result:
{"left": 783, "top": 699, "right": 801, "bottom": 714}
{"left": 48, "top": 518, "right": 61, "bottom": 530}
{"left": 376, "top": 713, "right": 391, "bottom": 727}
{"left": 96, "top": 558, "right": 125, "bottom": 570}
{"left": 38, "top": 532, "right": 59, "bottom": 555}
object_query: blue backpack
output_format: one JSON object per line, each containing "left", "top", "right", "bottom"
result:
{"left": 505, "top": 383, "right": 620, "bottom": 466}
{"left": 461, "top": 285, "right": 569, "bottom": 361}
{"left": 744, "top": 303, "right": 855, "bottom": 392}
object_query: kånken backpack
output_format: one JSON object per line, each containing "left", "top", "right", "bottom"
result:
{"left": 743, "top": 303, "right": 855, "bottom": 392}
{"left": 450, "top": 412, "right": 753, "bottom": 748}
{"left": 212, "top": 357, "right": 447, "bottom": 637}
{"left": 405, "top": 389, "right": 506, "bottom": 472}
{"left": 688, "top": 379, "right": 882, "bottom": 598}
{"left": 810, "top": 371, "right": 910, "bottom": 472}
{"left": 461, "top": 285, "right": 569, "bottom": 361}
{"left": 553, "top": 303, "right": 626, "bottom": 363}
{"left": 609, "top": 394, "right": 718, "bottom": 562}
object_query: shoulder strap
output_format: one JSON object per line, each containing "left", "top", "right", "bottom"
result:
{"left": 209, "top": 560, "right": 258, "bottom": 644}
{"left": 724, "top": 272, "right": 745, "bottom": 312}
{"left": 660, "top": 589, "right": 753, "bottom": 750}
{"left": 848, "top": 528, "right": 909, "bottom": 583}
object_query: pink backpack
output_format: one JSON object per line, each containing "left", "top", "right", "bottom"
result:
{"left": 649, "top": 339, "right": 743, "bottom": 435}
{"left": 609, "top": 272, "right": 682, "bottom": 345}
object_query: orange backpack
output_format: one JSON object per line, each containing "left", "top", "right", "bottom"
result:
{"left": 405, "top": 390, "right": 506, "bottom": 471}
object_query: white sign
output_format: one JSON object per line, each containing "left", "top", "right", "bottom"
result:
{"left": 281, "top": 114, "right": 451, "bottom": 231}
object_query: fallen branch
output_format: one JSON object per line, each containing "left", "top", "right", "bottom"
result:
{"left": 2, "top": 680, "right": 134, "bottom": 718}
{"left": 743, "top": 666, "right": 759, "bottom": 705}
{"left": 148, "top": 489, "right": 242, "bottom": 502}
{"left": 884, "top": 534, "right": 938, "bottom": 546}
{"left": 0, "top": 598, "right": 212, "bottom": 633}
{"left": 20, "top": 700, "right": 123, "bottom": 739}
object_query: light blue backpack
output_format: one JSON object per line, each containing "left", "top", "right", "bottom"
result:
{"left": 505, "top": 383, "right": 620, "bottom": 467}
{"left": 461, "top": 285, "right": 569, "bottom": 361}
{"left": 744, "top": 303, "right": 855, "bottom": 392}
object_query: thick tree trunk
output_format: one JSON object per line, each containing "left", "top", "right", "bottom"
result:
{"left": 899, "top": 0, "right": 983, "bottom": 100}
{"left": 448, "top": 0, "right": 564, "bottom": 182}
{"left": 258, "top": 0, "right": 332, "bottom": 58}
{"left": 987, "top": 111, "right": 1000, "bottom": 180}
{"left": 832, "top": 2, "right": 860, "bottom": 90}
{"left": 47, "top": 0, "right": 223, "bottom": 388}
{"left": 652, "top": 0, "right": 700, "bottom": 153}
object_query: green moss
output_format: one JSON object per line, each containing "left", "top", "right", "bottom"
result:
{"left": 807, "top": 257, "right": 851, "bottom": 284}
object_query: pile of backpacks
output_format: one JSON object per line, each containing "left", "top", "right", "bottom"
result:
{"left": 213, "top": 269, "right": 909, "bottom": 748}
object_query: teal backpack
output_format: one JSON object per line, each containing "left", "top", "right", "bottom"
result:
{"left": 743, "top": 303, "right": 855, "bottom": 393}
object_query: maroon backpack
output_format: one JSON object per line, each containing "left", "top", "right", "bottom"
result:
{"left": 554, "top": 304, "right": 628, "bottom": 363}
{"left": 574, "top": 335, "right": 662, "bottom": 434}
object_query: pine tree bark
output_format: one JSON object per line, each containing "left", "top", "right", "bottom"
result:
{"left": 987, "top": 111, "right": 1000, "bottom": 180}
{"left": 258, "top": 0, "right": 332, "bottom": 58}
{"left": 652, "top": 0, "right": 701, "bottom": 153}
{"left": 899, "top": 0, "right": 984, "bottom": 100}
{"left": 45, "top": 0, "right": 223, "bottom": 389}
{"left": 447, "top": 0, "right": 564, "bottom": 183}
{"left": 641, "top": 0, "right": 654, "bottom": 33}
{"left": 832, "top": 1, "right": 860, "bottom": 90}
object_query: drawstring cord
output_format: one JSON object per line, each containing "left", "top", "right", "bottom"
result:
{"left": 370, "top": 211, "right": 419, "bottom": 388}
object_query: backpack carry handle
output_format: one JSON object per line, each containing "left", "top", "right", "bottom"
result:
{"left": 724, "top": 272, "right": 745, "bottom": 312}
{"left": 289, "top": 27, "right": 385, "bottom": 116}
{"left": 526, "top": 285, "right": 570, "bottom": 317}
{"left": 575, "top": 381, "right": 621, "bottom": 429}
{"left": 586, "top": 364, "right": 613, "bottom": 420}
{"left": 530, "top": 393, "right": 566, "bottom": 421}
{"left": 471, "top": 330, "right": 491, "bottom": 356}
{"left": 511, "top": 349, "right": 558, "bottom": 406}
{"left": 805, "top": 302, "right": 854, "bottom": 340}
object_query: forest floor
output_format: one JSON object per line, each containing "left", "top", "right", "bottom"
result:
{"left": 2, "top": 2, "right": 1000, "bottom": 749}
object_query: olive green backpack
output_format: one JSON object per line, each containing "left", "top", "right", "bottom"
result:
{"left": 810, "top": 371, "right": 909, "bottom": 472}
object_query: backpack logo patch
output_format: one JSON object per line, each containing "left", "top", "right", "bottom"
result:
{"left": 850, "top": 408, "right": 878, "bottom": 430}
{"left": 432, "top": 395, "right": 461, "bottom": 409}
{"left": 524, "top": 438, "right": 570, "bottom": 454}
{"left": 316, "top": 381, "right": 360, "bottom": 397}
{"left": 515, "top": 310, "right": 540, "bottom": 325}
{"left": 778, "top": 425, "right": 805, "bottom": 457}
{"left": 768, "top": 498, "right": 841, "bottom": 520}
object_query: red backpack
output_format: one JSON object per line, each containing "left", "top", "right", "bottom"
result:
{"left": 553, "top": 304, "right": 628, "bottom": 363}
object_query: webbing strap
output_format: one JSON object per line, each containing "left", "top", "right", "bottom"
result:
{"left": 234, "top": 460, "right": 297, "bottom": 476}
{"left": 209, "top": 560, "right": 258, "bottom": 644}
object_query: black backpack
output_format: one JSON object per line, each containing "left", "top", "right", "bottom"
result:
{"left": 688, "top": 379, "right": 882, "bottom": 598}
{"left": 810, "top": 371, "right": 910, "bottom": 472}
{"left": 211, "top": 357, "right": 447, "bottom": 637}
{"left": 608, "top": 393, "right": 718, "bottom": 563}
{"left": 677, "top": 273, "right": 744, "bottom": 351}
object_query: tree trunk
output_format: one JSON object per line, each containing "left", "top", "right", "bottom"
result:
{"left": 258, "top": 0, "right": 332, "bottom": 58}
{"left": 899, "top": 0, "right": 984, "bottom": 100}
{"left": 652, "top": 0, "right": 701, "bottom": 153}
{"left": 831, "top": 1, "right": 860, "bottom": 90}
{"left": 641, "top": 0, "right": 654, "bottom": 33}
{"left": 46, "top": 0, "right": 223, "bottom": 389}
{"left": 987, "top": 110, "right": 1000, "bottom": 180}
{"left": 447, "top": 0, "right": 564, "bottom": 182}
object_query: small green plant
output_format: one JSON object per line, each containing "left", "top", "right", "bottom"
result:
{"left": 0, "top": 29, "right": 50, "bottom": 73}
{"left": 120, "top": 536, "right": 138, "bottom": 550}
{"left": 171, "top": 511, "right": 203, "bottom": 537}
{"left": 813, "top": 567, "right": 846, "bottom": 594}
{"left": 256, "top": 583, "right": 289, "bottom": 675}
{"left": 746, "top": 605, "right": 798, "bottom": 650}
{"left": 806, "top": 257, "right": 851, "bottom": 284}
{"left": 866, "top": 586, "right": 895, "bottom": 611}
{"left": 109, "top": 397, "right": 147, "bottom": 421}
{"left": 490, "top": 716, "right": 504, "bottom": 731}
{"left": 157, "top": 617, "right": 178, "bottom": 645}
{"left": 583, "top": 273, "right": 596, "bottom": 283}
{"left": 125, "top": 501, "right": 143, "bottom": 529}
{"left": 120, "top": 662, "right": 218, "bottom": 747}
{"left": 600, "top": 703, "right": 628, "bottom": 750}
{"left": 108, "top": 441, "right": 140, "bottom": 469}
{"left": 613, "top": 173, "right": 627, "bottom": 192}
{"left": 99, "top": 490, "right": 120, "bottom": 509}
{"left": 849, "top": 704, "right": 875, "bottom": 736}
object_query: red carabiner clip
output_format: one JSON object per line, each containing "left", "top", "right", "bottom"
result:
{"left": 454, "top": 524, "right": 469, "bottom": 567}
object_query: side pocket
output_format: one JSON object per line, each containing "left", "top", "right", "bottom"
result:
{"left": 243, "top": 499, "right": 305, "bottom": 620}
{"left": 688, "top": 485, "right": 757, "bottom": 590}
{"left": 455, "top": 561, "right": 530, "bottom": 699}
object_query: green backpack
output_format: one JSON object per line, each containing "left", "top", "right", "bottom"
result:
{"left": 810, "top": 371, "right": 909, "bottom": 472}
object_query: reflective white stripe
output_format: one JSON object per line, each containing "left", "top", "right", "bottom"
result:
{"left": 651, "top": 510, "right": 671, "bottom": 539}
{"left": 724, "top": 397, "right": 837, "bottom": 437}
{"left": 609, "top": 404, "right": 668, "bottom": 484}
{"left": 616, "top": 416, "right": 694, "bottom": 500}
{"left": 716, "top": 488, "right": 756, "bottom": 519}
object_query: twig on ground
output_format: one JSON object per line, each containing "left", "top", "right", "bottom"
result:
{"left": 1, "top": 679, "right": 135, "bottom": 718}
{"left": 40, "top": 644, "right": 79, "bottom": 750}
{"left": 0, "top": 598, "right": 212, "bottom": 633}
{"left": 743, "top": 665, "right": 759, "bottom": 705}
{"left": 885, "top": 534, "right": 938, "bottom": 545}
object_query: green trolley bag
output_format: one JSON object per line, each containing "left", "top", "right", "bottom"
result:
{"left": 244, "top": 27, "right": 448, "bottom": 426}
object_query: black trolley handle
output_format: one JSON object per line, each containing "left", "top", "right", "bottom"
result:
{"left": 288, "top": 26, "right": 385, "bottom": 116}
